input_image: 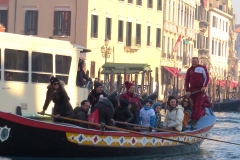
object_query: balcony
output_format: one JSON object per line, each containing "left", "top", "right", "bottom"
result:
{"left": 124, "top": 37, "right": 140, "bottom": 53}
{"left": 177, "top": 26, "right": 186, "bottom": 37}
{"left": 198, "top": 46, "right": 209, "bottom": 57}
{"left": 199, "top": 20, "right": 209, "bottom": 33}
{"left": 185, "top": 28, "right": 196, "bottom": 40}
{"left": 164, "top": 21, "right": 177, "bottom": 34}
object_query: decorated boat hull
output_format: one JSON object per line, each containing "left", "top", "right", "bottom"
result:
{"left": 0, "top": 109, "right": 215, "bottom": 158}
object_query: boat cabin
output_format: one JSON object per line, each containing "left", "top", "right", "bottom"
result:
{"left": 0, "top": 32, "right": 89, "bottom": 117}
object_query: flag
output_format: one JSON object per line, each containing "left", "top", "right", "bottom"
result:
{"left": 173, "top": 34, "right": 182, "bottom": 52}
{"left": 87, "top": 108, "right": 100, "bottom": 129}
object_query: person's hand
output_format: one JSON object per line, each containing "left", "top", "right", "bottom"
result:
{"left": 201, "top": 87, "right": 206, "bottom": 92}
{"left": 39, "top": 110, "right": 45, "bottom": 115}
{"left": 186, "top": 92, "right": 191, "bottom": 98}
{"left": 54, "top": 114, "right": 60, "bottom": 118}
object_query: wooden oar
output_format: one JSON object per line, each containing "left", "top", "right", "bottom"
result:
{"left": 114, "top": 121, "right": 240, "bottom": 146}
{"left": 162, "top": 90, "right": 201, "bottom": 105}
{"left": 38, "top": 112, "right": 190, "bottom": 145}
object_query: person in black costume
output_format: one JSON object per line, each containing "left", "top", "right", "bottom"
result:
{"left": 113, "top": 99, "right": 133, "bottom": 129}
{"left": 76, "top": 58, "right": 92, "bottom": 87}
{"left": 39, "top": 77, "right": 73, "bottom": 122}
{"left": 88, "top": 82, "right": 107, "bottom": 109}
{"left": 73, "top": 100, "right": 90, "bottom": 128}
{"left": 91, "top": 92, "right": 117, "bottom": 126}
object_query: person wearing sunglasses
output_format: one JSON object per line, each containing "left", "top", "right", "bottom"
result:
{"left": 181, "top": 97, "right": 193, "bottom": 131}
{"left": 39, "top": 77, "right": 73, "bottom": 122}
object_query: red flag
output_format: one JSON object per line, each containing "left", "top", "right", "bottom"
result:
{"left": 173, "top": 34, "right": 182, "bottom": 52}
{"left": 87, "top": 108, "right": 100, "bottom": 129}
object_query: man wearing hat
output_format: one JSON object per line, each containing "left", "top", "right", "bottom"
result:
{"left": 88, "top": 81, "right": 107, "bottom": 109}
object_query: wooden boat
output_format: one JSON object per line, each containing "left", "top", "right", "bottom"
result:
{"left": 213, "top": 100, "right": 240, "bottom": 112}
{"left": 0, "top": 108, "right": 215, "bottom": 158}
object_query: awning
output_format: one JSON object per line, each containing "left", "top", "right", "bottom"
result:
{"left": 101, "top": 63, "right": 151, "bottom": 74}
{"left": 183, "top": 40, "right": 190, "bottom": 45}
{"left": 73, "top": 44, "right": 92, "bottom": 53}
{"left": 164, "top": 67, "right": 181, "bottom": 77}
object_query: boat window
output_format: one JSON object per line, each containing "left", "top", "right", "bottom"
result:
{"left": 32, "top": 52, "right": 53, "bottom": 83}
{"left": 4, "top": 49, "right": 29, "bottom": 82}
{"left": 55, "top": 55, "right": 72, "bottom": 84}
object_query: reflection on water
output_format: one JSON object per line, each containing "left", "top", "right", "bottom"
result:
{"left": 3, "top": 112, "right": 240, "bottom": 160}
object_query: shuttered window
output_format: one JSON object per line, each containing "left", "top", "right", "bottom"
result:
{"left": 54, "top": 11, "right": 71, "bottom": 36}
{"left": 105, "top": 18, "right": 112, "bottom": 40}
{"left": 91, "top": 15, "right": 98, "bottom": 38}
{"left": 24, "top": 11, "right": 38, "bottom": 35}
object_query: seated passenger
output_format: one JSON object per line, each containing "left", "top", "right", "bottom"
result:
{"left": 39, "top": 77, "right": 73, "bottom": 123}
{"left": 139, "top": 99, "right": 156, "bottom": 127}
{"left": 129, "top": 102, "right": 140, "bottom": 125}
{"left": 153, "top": 102, "right": 163, "bottom": 128}
{"left": 73, "top": 100, "right": 90, "bottom": 128}
{"left": 113, "top": 99, "right": 133, "bottom": 129}
{"left": 181, "top": 97, "right": 193, "bottom": 131}
{"left": 162, "top": 96, "right": 184, "bottom": 132}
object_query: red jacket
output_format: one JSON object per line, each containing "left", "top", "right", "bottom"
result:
{"left": 185, "top": 65, "right": 209, "bottom": 92}
{"left": 120, "top": 91, "right": 142, "bottom": 109}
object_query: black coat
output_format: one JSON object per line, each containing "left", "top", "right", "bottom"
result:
{"left": 73, "top": 107, "right": 88, "bottom": 128}
{"left": 129, "top": 110, "right": 140, "bottom": 125}
{"left": 113, "top": 106, "right": 133, "bottom": 123}
{"left": 91, "top": 98, "right": 114, "bottom": 126}
{"left": 76, "top": 69, "right": 91, "bottom": 86}
{"left": 88, "top": 89, "right": 107, "bottom": 109}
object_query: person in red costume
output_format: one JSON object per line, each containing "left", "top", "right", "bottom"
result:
{"left": 185, "top": 57, "right": 209, "bottom": 130}
{"left": 201, "top": 93, "right": 211, "bottom": 116}
{"left": 120, "top": 81, "right": 142, "bottom": 109}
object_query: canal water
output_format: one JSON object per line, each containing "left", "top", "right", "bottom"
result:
{"left": 4, "top": 112, "right": 240, "bottom": 160}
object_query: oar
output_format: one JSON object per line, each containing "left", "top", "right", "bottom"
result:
{"left": 114, "top": 121, "right": 240, "bottom": 146}
{"left": 38, "top": 112, "right": 191, "bottom": 145}
{"left": 162, "top": 90, "right": 201, "bottom": 105}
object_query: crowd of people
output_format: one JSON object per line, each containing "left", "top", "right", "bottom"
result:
{"left": 39, "top": 57, "right": 211, "bottom": 132}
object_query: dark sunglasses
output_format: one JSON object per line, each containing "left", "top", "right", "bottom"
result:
{"left": 183, "top": 100, "right": 189, "bottom": 103}
{"left": 53, "top": 83, "right": 59, "bottom": 85}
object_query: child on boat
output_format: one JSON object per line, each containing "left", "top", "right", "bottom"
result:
{"left": 162, "top": 96, "right": 184, "bottom": 132}
{"left": 153, "top": 102, "right": 163, "bottom": 128}
{"left": 139, "top": 99, "right": 156, "bottom": 127}
{"left": 181, "top": 97, "right": 193, "bottom": 131}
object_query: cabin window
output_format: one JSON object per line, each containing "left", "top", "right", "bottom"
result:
{"left": 55, "top": 55, "right": 72, "bottom": 84}
{"left": 4, "top": 49, "right": 28, "bottom": 82}
{"left": 32, "top": 52, "right": 53, "bottom": 83}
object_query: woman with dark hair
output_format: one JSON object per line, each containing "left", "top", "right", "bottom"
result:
{"left": 39, "top": 77, "right": 73, "bottom": 122}
{"left": 162, "top": 96, "right": 184, "bottom": 131}
{"left": 181, "top": 97, "right": 193, "bottom": 131}
{"left": 76, "top": 58, "right": 92, "bottom": 87}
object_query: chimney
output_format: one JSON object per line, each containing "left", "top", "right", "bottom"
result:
{"left": 222, "top": 3, "right": 226, "bottom": 12}
{"left": 216, "top": 0, "right": 219, "bottom": 9}
{"left": 0, "top": 24, "right": 5, "bottom": 32}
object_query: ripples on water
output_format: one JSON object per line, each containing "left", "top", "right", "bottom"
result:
{"left": 3, "top": 112, "right": 240, "bottom": 160}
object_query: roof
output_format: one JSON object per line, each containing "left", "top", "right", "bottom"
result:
{"left": 101, "top": 63, "right": 151, "bottom": 74}
{"left": 73, "top": 44, "right": 92, "bottom": 53}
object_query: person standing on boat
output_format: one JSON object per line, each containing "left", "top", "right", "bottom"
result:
{"left": 88, "top": 82, "right": 107, "bottom": 110}
{"left": 76, "top": 58, "right": 92, "bottom": 87}
{"left": 185, "top": 57, "right": 209, "bottom": 129}
{"left": 120, "top": 81, "right": 142, "bottom": 109}
{"left": 162, "top": 96, "right": 184, "bottom": 131}
{"left": 39, "top": 77, "right": 73, "bottom": 122}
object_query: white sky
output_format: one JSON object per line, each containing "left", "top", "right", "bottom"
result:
{"left": 232, "top": 0, "right": 240, "bottom": 24}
